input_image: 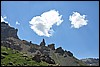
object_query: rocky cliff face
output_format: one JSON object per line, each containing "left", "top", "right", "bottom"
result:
{"left": 1, "top": 22, "right": 89, "bottom": 66}
{"left": 1, "top": 22, "right": 19, "bottom": 40}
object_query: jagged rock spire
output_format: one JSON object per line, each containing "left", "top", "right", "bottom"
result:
{"left": 40, "top": 39, "right": 46, "bottom": 46}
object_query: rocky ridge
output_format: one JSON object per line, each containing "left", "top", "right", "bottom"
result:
{"left": 80, "top": 58, "right": 99, "bottom": 66}
{"left": 1, "top": 22, "right": 88, "bottom": 66}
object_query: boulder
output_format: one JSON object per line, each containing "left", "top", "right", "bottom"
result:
{"left": 35, "top": 50, "right": 42, "bottom": 55}
{"left": 32, "top": 54, "right": 41, "bottom": 62}
{"left": 32, "top": 50, "right": 42, "bottom": 62}
{"left": 22, "top": 54, "right": 28, "bottom": 57}
{"left": 41, "top": 55, "right": 55, "bottom": 64}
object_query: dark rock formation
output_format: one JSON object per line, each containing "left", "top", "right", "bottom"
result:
{"left": 40, "top": 39, "right": 45, "bottom": 46}
{"left": 48, "top": 44, "right": 55, "bottom": 50}
{"left": 32, "top": 50, "right": 55, "bottom": 64}
{"left": 28, "top": 44, "right": 40, "bottom": 53}
{"left": 1, "top": 40, "right": 22, "bottom": 51}
{"left": 28, "top": 48, "right": 36, "bottom": 53}
{"left": 67, "top": 51, "right": 73, "bottom": 57}
{"left": 41, "top": 55, "right": 55, "bottom": 64}
{"left": 1, "top": 22, "right": 19, "bottom": 40}
{"left": 55, "top": 47, "right": 64, "bottom": 55}
{"left": 1, "top": 22, "right": 88, "bottom": 66}
{"left": 32, "top": 54, "right": 41, "bottom": 62}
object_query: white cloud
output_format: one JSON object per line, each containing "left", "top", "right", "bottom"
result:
{"left": 1, "top": 16, "right": 8, "bottom": 23}
{"left": 16, "top": 21, "right": 20, "bottom": 25}
{"left": 1, "top": 16, "right": 12, "bottom": 26}
{"left": 69, "top": 12, "right": 88, "bottom": 29}
{"left": 29, "top": 10, "right": 63, "bottom": 37}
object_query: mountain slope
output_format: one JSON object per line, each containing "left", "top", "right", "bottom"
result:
{"left": 1, "top": 22, "right": 88, "bottom": 66}
{"left": 1, "top": 46, "right": 49, "bottom": 66}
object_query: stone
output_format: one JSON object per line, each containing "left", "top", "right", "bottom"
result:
{"left": 32, "top": 54, "right": 41, "bottom": 62}
{"left": 63, "top": 50, "right": 68, "bottom": 57}
{"left": 1, "top": 22, "right": 19, "bottom": 40}
{"left": 64, "top": 54, "right": 67, "bottom": 57}
{"left": 43, "top": 50, "right": 50, "bottom": 56}
{"left": 22, "top": 54, "right": 28, "bottom": 57}
{"left": 41, "top": 55, "right": 55, "bottom": 64}
{"left": 2, "top": 51, "right": 8, "bottom": 55}
{"left": 28, "top": 47, "right": 36, "bottom": 53}
{"left": 35, "top": 50, "right": 42, "bottom": 55}
{"left": 21, "top": 40, "right": 30, "bottom": 45}
{"left": 8, "top": 62, "right": 13, "bottom": 65}
{"left": 44, "top": 56, "right": 55, "bottom": 64}
{"left": 48, "top": 44, "right": 55, "bottom": 50}
{"left": 55, "top": 47, "right": 64, "bottom": 55}
{"left": 40, "top": 39, "right": 45, "bottom": 46}
{"left": 67, "top": 51, "right": 73, "bottom": 57}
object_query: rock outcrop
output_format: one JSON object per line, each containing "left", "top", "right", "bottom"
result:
{"left": 55, "top": 47, "right": 64, "bottom": 55}
{"left": 1, "top": 22, "right": 90, "bottom": 66}
{"left": 32, "top": 50, "right": 55, "bottom": 64}
{"left": 67, "top": 51, "right": 73, "bottom": 57}
{"left": 48, "top": 44, "right": 55, "bottom": 50}
{"left": 40, "top": 39, "right": 45, "bottom": 46}
{"left": 41, "top": 55, "right": 55, "bottom": 64}
{"left": 1, "top": 22, "right": 19, "bottom": 40}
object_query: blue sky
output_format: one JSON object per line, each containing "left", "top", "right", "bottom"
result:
{"left": 1, "top": 1, "right": 99, "bottom": 59}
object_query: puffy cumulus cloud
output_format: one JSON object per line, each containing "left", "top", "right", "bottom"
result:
{"left": 16, "top": 21, "right": 20, "bottom": 25}
{"left": 29, "top": 10, "right": 63, "bottom": 37}
{"left": 1, "top": 16, "right": 8, "bottom": 23}
{"left": 69, "top": 12, "right": 88, "bottom": 29}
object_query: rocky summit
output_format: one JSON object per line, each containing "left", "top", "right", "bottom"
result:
{"left": 1, "top": 22, "right": 98, "bottom": 66}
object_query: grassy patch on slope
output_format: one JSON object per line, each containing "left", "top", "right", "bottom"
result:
{"left": 1, "top": 46, "right": 48, "bottom": 66}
